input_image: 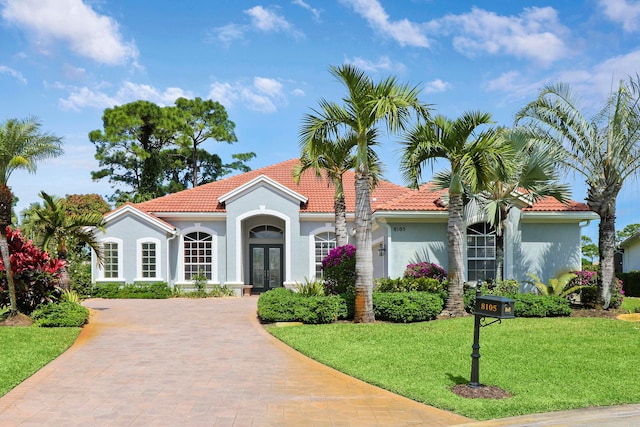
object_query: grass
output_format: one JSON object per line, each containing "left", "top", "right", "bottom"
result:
{"left": 0, "top": 326, "right": 81, "bottom": 397}
{"left": 621, "top": 296, "right": 640, "bottom": 312}
{"left": 268, "top": 316, "right": 640, "bottom": 420}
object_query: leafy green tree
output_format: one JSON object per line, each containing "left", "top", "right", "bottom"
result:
{"left": 616, "top": 223, "right": 640, "bottom": 245}
{"left": 516, "top": 77, "right": 640, "bottom": 309}
{"left": 581, "top": 235, "right": 598, "bottom": 265}
{"left": 174, "top": 97, "right": 239, "bottom": 187}
{"left": 466, "top": 128, "right": 571, "bottom": 281}
{"left": 90, "top": 100, "right": 179, "bottom": 202}
{"left": 0, "top": 117, "right": 63, "bottom": 316}
{"left": 300, "top": 64, "right": 427, "bottom": 323}
{"left": 20, "top": 191, "right": 105, "bottom": 290}
{"left": 401, "top": 112, "right": 512, "bottom": 317}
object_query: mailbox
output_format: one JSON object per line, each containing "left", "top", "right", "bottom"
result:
{"left": 475, "top": 295, "right": 515, "bottom": 319}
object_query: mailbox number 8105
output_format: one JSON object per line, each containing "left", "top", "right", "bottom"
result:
{"left": 480, "top": 302, "right": 498, "bottom": 312}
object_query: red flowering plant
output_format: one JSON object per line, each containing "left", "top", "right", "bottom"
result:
{"left": 321, "top": 244, "right": 356, "bottom": 295}
{"left": 568, "top": 270, "right": 624, "bottom": 309}
{"left": 0, "top": 227, "right": 64, "bottom": 314}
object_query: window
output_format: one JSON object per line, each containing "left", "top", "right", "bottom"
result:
{"left": 249, "top": 225, "right": 283, "bottom": 239}
{"left": 315, "top": 232, "right": 336, "bottom": 279}
{"left": 103, "top": 242, "right": 119, "bottom": 279}
{"left": 141, "top": 242, "right": 157, "bottom": 278}
{"left": 184, "top": 232, "right": 212, "bottom": 280}
{"left": 466, "top": 223, "right": 496, "bottom": 282}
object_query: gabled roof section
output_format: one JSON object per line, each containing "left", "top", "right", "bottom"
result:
{"left": 218, "top": 174, "right": 308, "bottom": 204}
{"left": 131, "top": 158, "right": 592, "bottom": 215}
{"left": 104, "top": 202, "right": 176, "bottom": 233}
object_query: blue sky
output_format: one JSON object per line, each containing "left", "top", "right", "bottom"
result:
{"left": 1, "top": 0, "right": 640, "bottom": 242}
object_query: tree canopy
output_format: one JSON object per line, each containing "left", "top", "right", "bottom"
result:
{"left": 90, "top": 98, "right": 254, "bottom": 203}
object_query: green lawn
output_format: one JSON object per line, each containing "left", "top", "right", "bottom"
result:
{"left": 622, "top": 296, "right": 640, "bottom": 312}
{"left": 268, "top": 316, "right": 640, "bottom": 420}
{"left": 0, "top": 327, "right": 80, "bottom": 397}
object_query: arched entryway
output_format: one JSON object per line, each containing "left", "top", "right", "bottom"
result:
{"left": 249, "top": 225, "right": 284, "bottom": 292}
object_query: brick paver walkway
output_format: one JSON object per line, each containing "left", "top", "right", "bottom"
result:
{"left": 0, "top": 297, "right": 471, "bottom": 426}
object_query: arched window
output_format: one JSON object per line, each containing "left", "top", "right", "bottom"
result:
{"left": 466, "top": 223, "right": 496, "bottom": 282}
{"left": 184, "top": 232, "right": 213, "bottom": 280}
{"left": 98, "top": 237, "right": 123, "bottom": 281}
{"left": 315, "top": 231, "right": 336, "bottom": 279}
{"left": 137, "top": 238, "right": 161, "bottom": 280}
{"left": 249, "top": 225, "right": 283, "bottom": 239}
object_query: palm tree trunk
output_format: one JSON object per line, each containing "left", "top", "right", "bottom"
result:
{"left": 334, "top": 195, "right": 348, "bottom": 247}
{"left": 0, "top": 230, "right": 17, "bottom": 315}
{"left": 353, "top": 171, "right": 374, "bottom": 323}
{"left": 57, "top": 251, "right": 71, "bottom": 291}
{"left": 442, "top": 193, "right": 466, "bottom": 317}
{"left": 597, "top": 208, "right": 616, "bottom": 309}
{"left": 495, "top": 230, "right": 504, "bottom": 282}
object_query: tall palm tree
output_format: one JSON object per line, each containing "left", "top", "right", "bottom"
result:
{"left": 300, "top": 64, "right": 427, "bottom": 322}
{"left": 22, "top": 191, "right": 105, "bottom": 290}
{"left": 294, "top": 134, "right": 382, "bottom": 247}
{"left": 465, "top": 128, "right": 571, "bottom": 281}
{"left": 0, "top": 117, "right": 63, "bottom": 315}
{"left": 515, "top": 78, "right": 640, "bottom": 309}
{"left": 401, "top": 112, "right": 512, "bottom": 317}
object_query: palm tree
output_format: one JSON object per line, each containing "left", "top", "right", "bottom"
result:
{"left": 299, "top": 64, "right": 427, "bottom": 322}
{"left": 22, "top": 191, "right": 105, "bottom": 290}
{"left": 466, "top": 128, "right": 571, "bottom": 281}
{"left": 400, "top": 112, "right": 512, "bottom": 317}
{"left": 515, "top": 77, "right": 640, "bottom": 309}
{"left": 0, "top": 117, "right": 63, "bottom": 316}
{"left": 294, "top": 135, "right": 382, "bottom": 247}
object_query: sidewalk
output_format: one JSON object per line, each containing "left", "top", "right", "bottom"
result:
{"left": 0, "top": 297, "right": 470, "bottom": 426}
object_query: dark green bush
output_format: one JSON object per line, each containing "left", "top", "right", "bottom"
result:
{"left": 339, "top": 291, "right": 355, "bottom": 320}
{"left": 257, "top": 288, "right": 347, "bottom": 324}
{"left": 372, "top": 292, "right": 444, "bottom": 323}
{"left": 375, "top": 277, "right": 447, "bottom": 295}
{"left": 91, "top": 282, "right": 171, "bottom": 299}
{"left": 618, "top": 271, "right": 640, "bottom": 297}
{"left": 513, "top": 293, "right": 572, "bottom": 317}
{"left": 580, "top": 284, "right": 624, "bottom": 309}
{"left": 31, "top": 301, "right": 89, "bottom": 327}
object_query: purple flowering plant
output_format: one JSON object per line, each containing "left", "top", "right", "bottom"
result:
{"left": 321, "top": 244, "right": 356, "bottom": 295}
{"left": 403, "top": 262, "right": 447, "bottom": 282}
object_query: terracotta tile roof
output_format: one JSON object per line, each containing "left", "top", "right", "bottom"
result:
{"left": 522, "top": 196, "right": 590, "bottom": 212}
{"left": 130, "top": 159, "right": 590, "bottom": 215}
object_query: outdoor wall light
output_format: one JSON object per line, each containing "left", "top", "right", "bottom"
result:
{"left": 377, "top": 243, "right": 386, "bottom": 256}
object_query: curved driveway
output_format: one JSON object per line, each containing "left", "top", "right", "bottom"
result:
{"left": 0, "top": 297, "right": 471, "bottom": 426}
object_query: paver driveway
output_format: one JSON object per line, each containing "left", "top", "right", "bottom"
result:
{"left": 0, "top": 297, "right": 471, "bottom": 426}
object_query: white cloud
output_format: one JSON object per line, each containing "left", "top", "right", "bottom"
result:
{"left": 599, "top": 0, "right": 640, "bottom": 32}
{"left": 0, "top": 65, "right": 27, "bottom": 84}
{"left": 208, "top": 23, "right": 245, "bottom": 47}
{"left": 58, "top": 82, "right": 193, "bottom": 111}
{"left": 292, "top": 0, "right": 321, "bottom": 22}
{"left": 433, "top": 7, "right": 569, "bottom": 65}
{"left": 208, "top": 77, "right": 288, "bottom": 113}
{"left": 291, "top": 88, "right": 305, "bottom": 97}
{"left": 1, "top": 0, "right": 138, "bottom": 65}
{"left": 344, "top": 55, "right": 406, "bottom": 74}
{"left": 245, "top": 6, "right": 304, "bottom": 38}
{"left": 340, "top": 0, "right": 429, "bottom": 47}
{"left": 424, "top": 79, "right": 451, "bottom": 94}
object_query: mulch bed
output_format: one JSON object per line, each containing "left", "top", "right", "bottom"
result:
{"left": 0, "top": 312, "right": 33, "bottom": 326}
{"left": 452, "top": 384, "right": 512, "bottom": 399}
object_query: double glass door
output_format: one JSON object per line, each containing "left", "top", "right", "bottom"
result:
{"left": 250, "top": 244, "right": 283, "bottom": 292}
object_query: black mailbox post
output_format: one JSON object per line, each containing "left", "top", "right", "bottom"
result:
{"left": 469, "top": 281, "right": 515, "bottom": 388}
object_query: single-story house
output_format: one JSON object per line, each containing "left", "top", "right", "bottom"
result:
{"left": 92, "top": 158, "right": 598, "bottom": 295}
{"left": 620, "top": 233, "right": 640, "bottom": 272}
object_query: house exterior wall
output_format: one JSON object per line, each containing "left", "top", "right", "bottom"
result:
{"left": 93, "top": 214, "right": 170, "bottom": 283}
{"left": 622, "top": 238, "right": 640, "bottom": 272}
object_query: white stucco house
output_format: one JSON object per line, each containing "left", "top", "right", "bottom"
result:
{"left": 92, "top": 159, "right": 598, "bottom": 295}
{"left": 620, "top": 233, "right": 640, "bottom": 272}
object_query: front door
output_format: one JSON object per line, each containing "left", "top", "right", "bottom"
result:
{"left": 250, "top": 244, "right": 283, "bottom": 292}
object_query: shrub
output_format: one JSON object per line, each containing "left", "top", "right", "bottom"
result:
{"left": 257, "top": 288, "right": 347, "bottom": 324}
{"left": 322, "top": 244, "right": 356, "bottom": 295}
{"left": 580, "top": 283, "right": 624, "bottom": 309}
{"left": 617, "top": 271, "right": 640, "bottom": 297}
{"left": 373, "top": 292, "right": 444, "bottom": 323}
{"left": 464, "top": 280, "right": 520, "bottom": 313}
{"left": 403, "top": 262, "right": 447, "bottom": 282}
{"left": 338, "top": 291, "right": 355, "bottom": 320}
{"left": 513, "top": 293, "right": 572, "bottom": 317}
{"left": 295, "top": 278, "right": 326, "bottom": 296}
{"left": 526, "top": 273, "right": 581, "bottom": 297}
{"left": 0, "top": 227, "right": 64, "bottom": 314}
{"left": 31, "top": 301, "right": 89, "bottom": 327}
{"left": 91, "top": 282, "right": 172, "bottom": 299}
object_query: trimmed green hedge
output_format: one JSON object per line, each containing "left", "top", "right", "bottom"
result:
{"left": 257, "top": 288, "right": 347, "bottom": 324}
{"left": 465, "top": 290, "right": 572, "bottom": 317}
{"left": 31, "top": 302, "right": 89, "bottom": 327}
{"left": 91, "top": 282, "right": 172, "bottom": 299}
{"left": 618, "top": 271, "right": 640, "bottom": 297}
{"left": 373, "top": 292, "right": 444, "bottom": 323}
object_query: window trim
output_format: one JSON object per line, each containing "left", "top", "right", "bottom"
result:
{"left": 308, "top": 226, "right": 337, "bottom": 280}
{"left": 177, "top": 226, "right": 218, "bottom": 285}
{"left": 96, "top": 237, "right": 124, "bottom": 282}
{"left": 466, "top": 222, "right": 497, "bottom": 282}
{"left": 135, "top": 238, "right": 162, "bottom": 281}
